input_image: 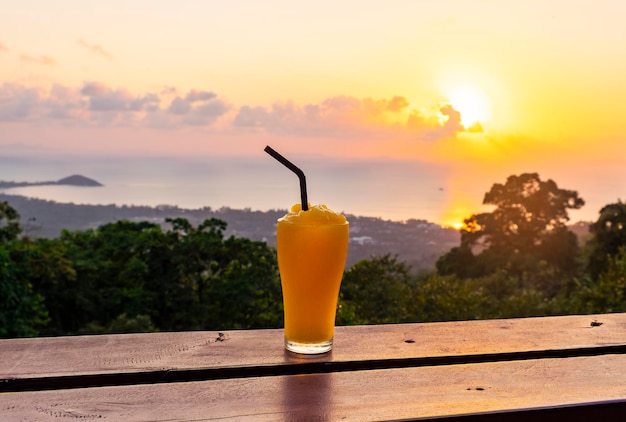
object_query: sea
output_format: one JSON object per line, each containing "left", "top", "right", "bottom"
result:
{"left": 0, "top": 154, "right": 455, "bottom": 224}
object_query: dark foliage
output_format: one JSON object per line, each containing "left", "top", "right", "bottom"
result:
{"left": 436, "top": 173, "right": 584, "bottom": 291}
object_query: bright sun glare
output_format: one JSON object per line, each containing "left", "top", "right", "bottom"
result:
{"left": 446, "top": 85, "right": 491, "bottom": 128}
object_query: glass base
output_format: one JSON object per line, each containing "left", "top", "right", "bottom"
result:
{"left": 285, "top": 338, "right": 333, "bottom": 354}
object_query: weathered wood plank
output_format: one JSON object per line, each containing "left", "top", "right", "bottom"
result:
{"left": 2, "top": 355, "right": 626, "bottom": 421}
{"left": 2, "top": 313, "right": 624, "bottom": 382}
{"left": 5, "top": 342, "right": 626, "bottom": 393}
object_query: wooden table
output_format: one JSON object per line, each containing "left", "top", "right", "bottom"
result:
{"left": 2, "top": 313, "right": 626, "bottom": 421}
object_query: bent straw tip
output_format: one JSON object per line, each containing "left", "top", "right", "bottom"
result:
{"left": 263, "top": 145, "right": 309, "bottom": 211}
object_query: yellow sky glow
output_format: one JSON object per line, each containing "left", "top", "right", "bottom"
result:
{"left": 1, "top": 1, "right": 625, "bottom": 224}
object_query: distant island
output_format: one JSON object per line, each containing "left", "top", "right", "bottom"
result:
{"left": 0, "top": 174, "right": 103, "bottom": 189}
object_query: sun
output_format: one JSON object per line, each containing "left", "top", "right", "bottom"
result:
{"left": 446, "top": 221, "right": 464, "bottom": 230}
{"left": 441, "top": 200, "right": 476, "bottom": 231}
{"left": 446, "top": 84, "right": 491, "bottom": 128}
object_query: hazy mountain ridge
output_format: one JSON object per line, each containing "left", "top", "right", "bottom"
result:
{"left": 0, "top": 193, "right": 462, "bottom": 271}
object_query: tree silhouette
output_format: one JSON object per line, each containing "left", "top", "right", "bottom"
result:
{"left": 585, "top": 200, "right": 626, "bottom": 279}
{"left": 437, "top": 173, "right": 584, "bottom": 288}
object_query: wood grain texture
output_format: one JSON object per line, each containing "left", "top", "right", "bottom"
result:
{"left": 2, "top": 355, "right": 626, "bottom": 421}
{"left": 2, "top": 313, "right": 624, "bottom": 380}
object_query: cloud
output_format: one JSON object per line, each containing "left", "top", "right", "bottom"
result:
{"left": 80, "top": 81, "right": 109, "bottom": 97}
{"left": 466, "top": 121, "right": 484, "bottom": 133}
{"left": 161, "top": 86, "right": 178, "bottom": 96}
{"left": 234, "top": 96, "right": 401, "bottom": 136}
{"left": 233, "top": 95, "right": 466, "bottom": 141}
{"left": 405, "top": 104, "right": 465, "bottom": 141}
{"left": 88, "top": 90, "right": 131, "bottom": 111}
{"left": 166, "top": 89, "right": 230, "bottom": 124}
{"left": 0, "top": 83, "right": 87, "bottom": 121}
{"left": 387, "top": 96, "right": 410, "bottom": 112}
{"left": 77, "top": 39, "right": 113, "bottom": 60}
{"left": 0, "top": 82, "right": 230, "bottom": 129}
{"left": 183, "top": 101, "right": 230, "bottom": 126}
{"left": 131, "top": 93, "right": 160, "bottom": 112}
{"left": 0, "top": 84, "right": 41, "bottom": 121}
{"left": 0, "top": 42, "right": 8, "bottom": 52}
{"left": 0, "top": 83, "right": 467, "bottom": 142}
{"left": 80, "top": 81, "right": 159, "bottom": 112}
{"left": 46, "top": 84, "right": 84, "bottom": 119}
{"left": 233, "top": 105, "right": 269, "bottom": 127}
{"left": 440, "top": 104, "right": 463, "bottom": 132}
{"left": 185, "top": 90, "right": 216, "bottom": 102}
{"left": 167, "top": 97, "right": 190, "bottom": 115}
{"left": 19, "top": 54, "right": 56, "bottom": 66}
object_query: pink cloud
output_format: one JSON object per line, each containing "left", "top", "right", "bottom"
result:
{"left": 0, "top": 83, "right": 467, "bottom": 145}
{"left": 185, "top": 90, "right": 216, "bottom": 102}
{"left": 0, "top": 82, "right": 232, "bottom": 130}
{"left": 166, "top": 90, "right": 230, "bottom": 125}
{"left": 167, "top": 97, "right": 190, "bottom": 115}
{"left": 80, "top": 82, "right": 161, "bottom": 115}
{"left": 0, "top": 42, "right": 8, "bottom": 52}
{"left": 0, "top": 83, "right": 41, "bottom": 121}
{"left": 46, "top": 84, "right": 84, "bottom": 119}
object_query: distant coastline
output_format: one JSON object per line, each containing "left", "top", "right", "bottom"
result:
{"left": 0, "top": 190, "right": 593, "bottom": 271}
{"left": 0, "top": 174, "right": 103, "bottom": 189}
{"left": 0, "top": 192, "right": 461, "bottom": 271}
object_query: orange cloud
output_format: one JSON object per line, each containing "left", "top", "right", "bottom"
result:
{"left": 233, "top": 95, "right": 466, "bottom": 142}
{"left": 387, "top": 96, "right": 410, "bottom": 112}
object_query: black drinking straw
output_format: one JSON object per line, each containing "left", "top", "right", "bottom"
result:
{"left": 264, "top": 145, "right": 309, "bottom": 211}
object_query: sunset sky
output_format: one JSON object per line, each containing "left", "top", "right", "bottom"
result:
{"left": 1, "top": 1, "right": 625, "bottom": 226}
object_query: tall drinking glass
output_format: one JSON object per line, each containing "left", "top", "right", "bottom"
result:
{"left": 276, "top": 203, "right": 349, "bottom": 354}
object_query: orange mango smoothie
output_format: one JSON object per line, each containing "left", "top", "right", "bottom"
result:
{"left": 276, "top": 203, "right": 349, "bottom": 354}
